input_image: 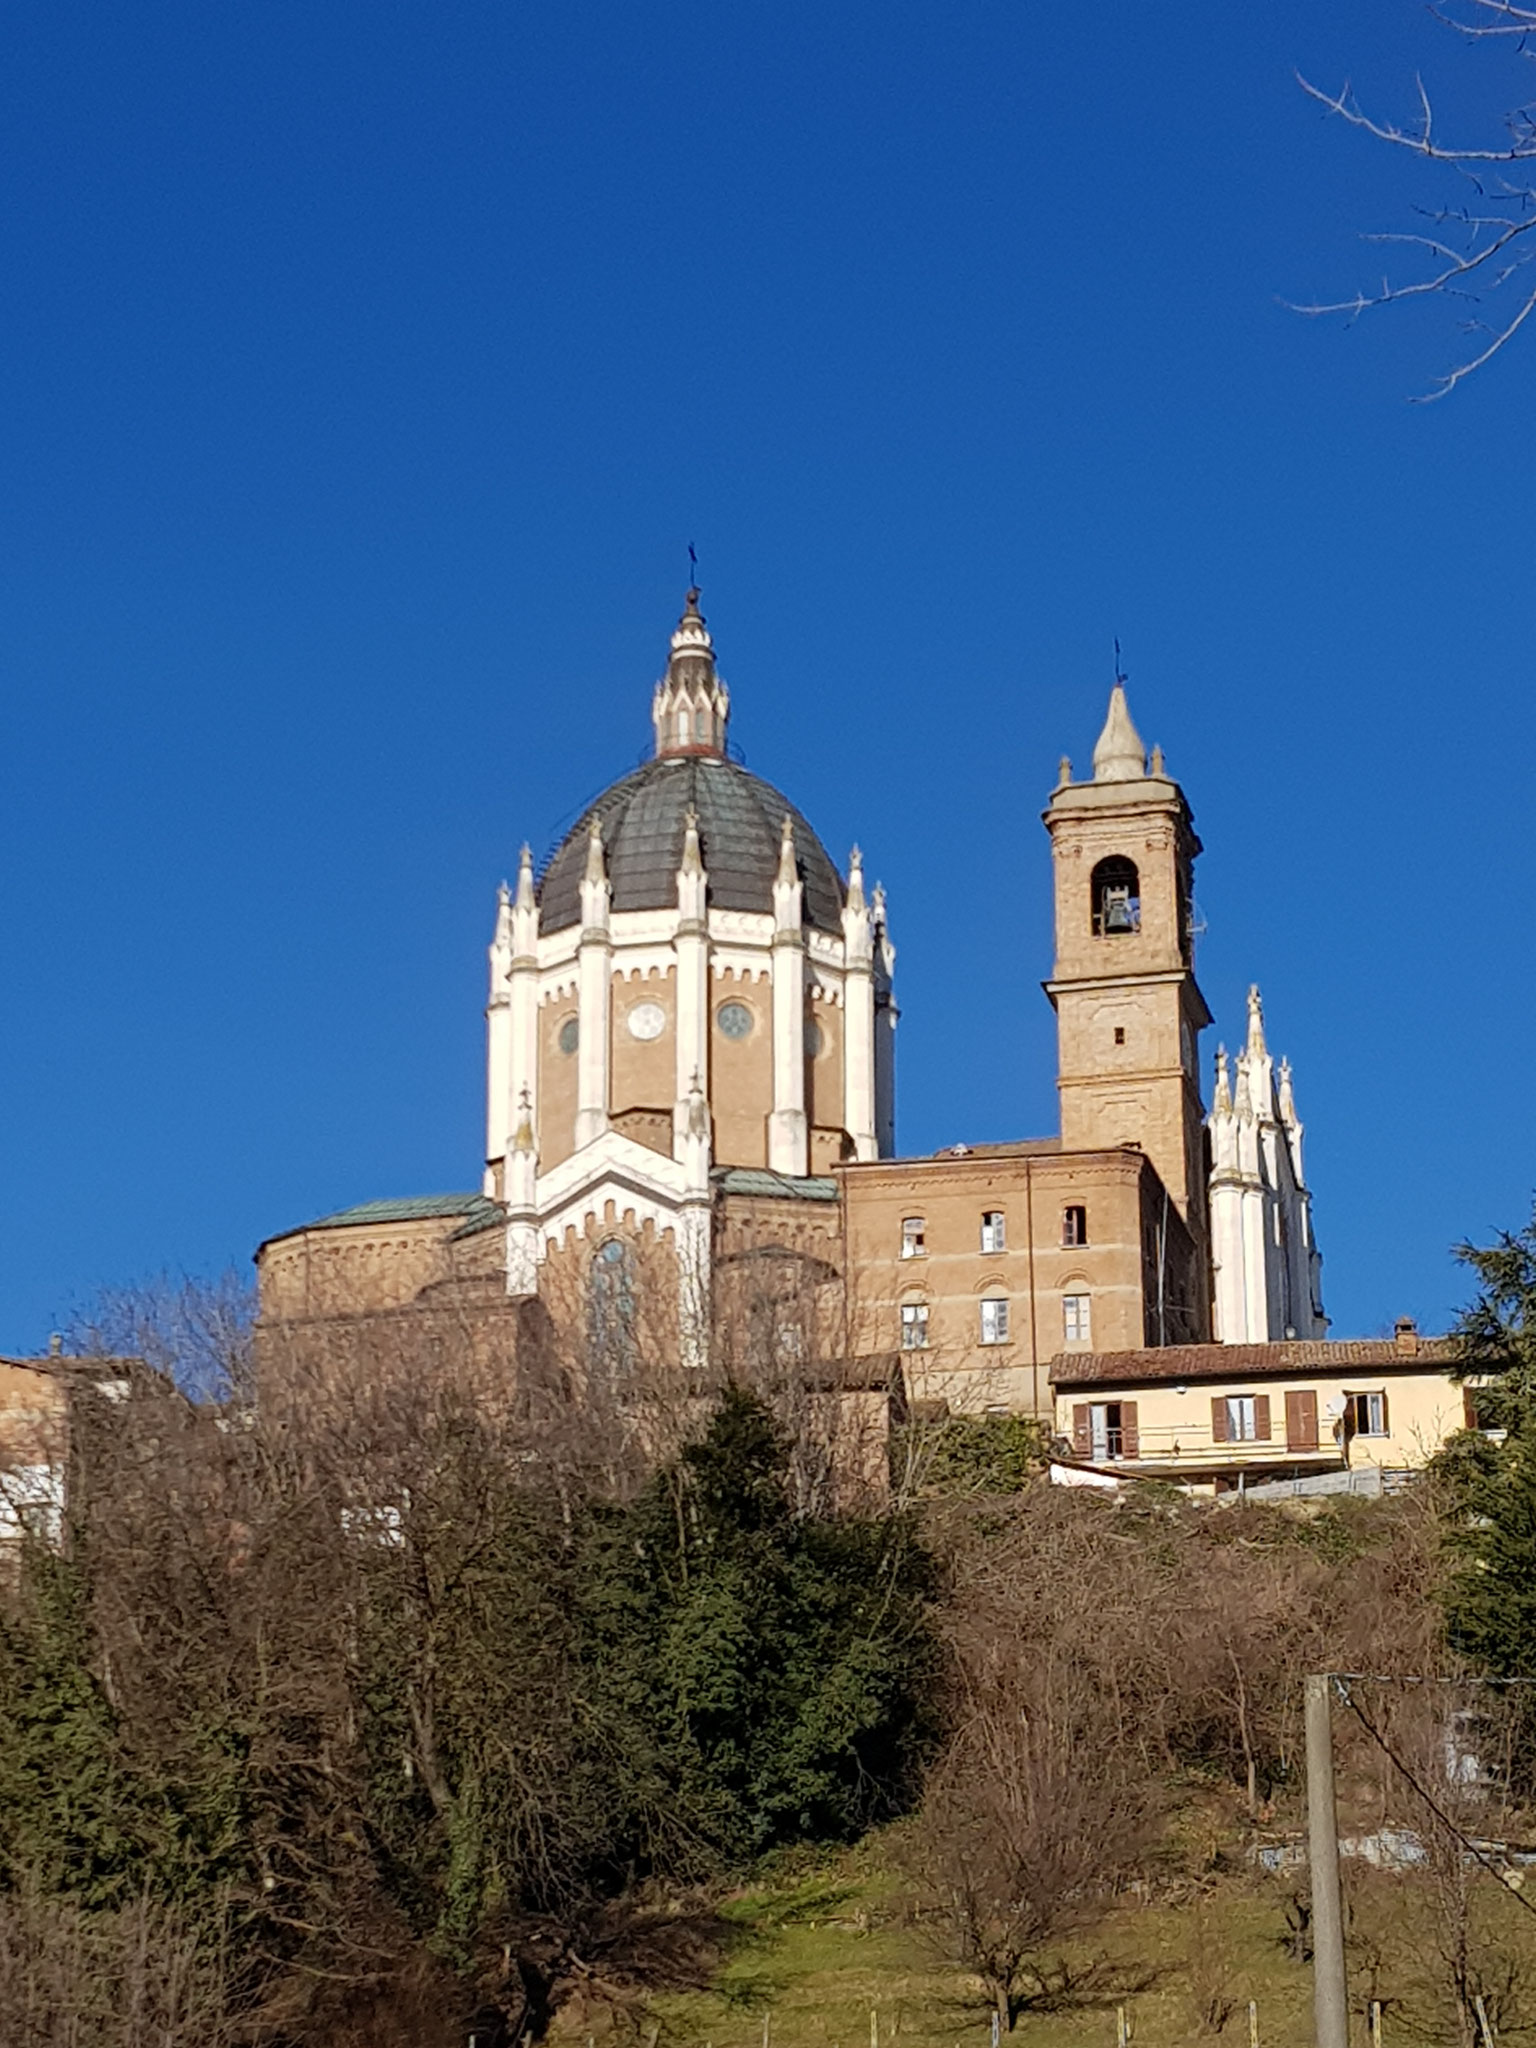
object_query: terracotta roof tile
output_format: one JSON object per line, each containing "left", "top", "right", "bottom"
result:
{"left": 1051, "top": 1337, "right": 1457, "bottom": 1389}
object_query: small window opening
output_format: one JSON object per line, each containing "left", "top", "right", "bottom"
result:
{"left": 900, "top": 1216, "right": 926, "bottom": 1259}
{"left": 1063, "top": 1293, "right": 1092, "bottom": 1345}
{"left": 980, "top": 1210, "right": 1006, "bottom": 1253}
{"left": 900, "top": 1301, "right": 929, "bottom": 1349}
{"left": 694, "top": 708, "right": 708, "bottom": 741}
{"left": 1062, "top": 1205, "right": 1088, "bottom": 1248}
{"left": 979, "top": 1297, "right": 1010, "bottom": 1345}
{"left": 1346, "top": 1390, "right": 1389, "bottom": 1437}
{"left": 1092, "top": 856, "right": 1141, "bottom": 937}
{"left": 1113, "top": 1026, "right": 1126, "bottom": 1046}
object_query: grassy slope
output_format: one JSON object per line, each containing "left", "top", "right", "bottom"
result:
{"left": 630, "top": 1843, "right": 1327, "bottom": 2048}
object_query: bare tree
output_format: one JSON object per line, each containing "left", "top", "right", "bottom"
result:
{"left": 1296, "top": 3, "right": 1536, "bottom": 395}
{"left": 0, "top": 1890, "right": 234, "bottom": 2048}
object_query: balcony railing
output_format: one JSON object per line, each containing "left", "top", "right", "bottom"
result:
{"left": 1094, "top": 1422, "right": 1344, "bottom": 1469}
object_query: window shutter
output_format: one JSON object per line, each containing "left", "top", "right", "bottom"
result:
{"left": 1379, "top": 1391, "right": 1390, "bottom": 1436}
{"left": 1072, "top": 1404, "right": 1090, "bottom": 1457}
{"left": 1464, "top": 1388, "right": 1478, "bottom": 1430}
{"left": 1253, "top": 1394, "right": 1271, "bottom": 1442}
{"left": 1120, "top": 1401, "right": 1139, "bottom": 1458}
{"left": 1286, "top": 1389, "right": 1319, "bottom": 1451}
{"left": 1211, "top": 1397, "right": 1228, "bottom": 1444}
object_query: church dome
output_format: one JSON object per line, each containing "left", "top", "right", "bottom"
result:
{"left": 537, "top": 754, "right": 846, "bottom": 935}
{"left": 536, "top": 591, "right": 847, "bottom": 936}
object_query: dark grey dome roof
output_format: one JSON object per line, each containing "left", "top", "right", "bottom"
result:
{"left": 538, "top": 755, "right": 846, "bottom": 936}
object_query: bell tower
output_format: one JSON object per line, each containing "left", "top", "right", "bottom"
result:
{"left": 1043, "top": 682, "right": 1212, "bottom": 1260}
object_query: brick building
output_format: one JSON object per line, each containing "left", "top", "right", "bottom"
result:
{"left": 256, "top": 593, "right": 1327, "bottom": 1425}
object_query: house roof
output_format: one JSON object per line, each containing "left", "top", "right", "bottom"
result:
{"left": 1051, "top": 1335, "right": 1457, "bottom": 1390}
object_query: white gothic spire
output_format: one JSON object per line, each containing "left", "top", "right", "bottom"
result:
{"left": 651, "top": 588, "right": 731, "bottom": 758}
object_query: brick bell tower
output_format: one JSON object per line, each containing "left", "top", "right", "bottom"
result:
{"left": 1042, "top": 678, "right": 1212, "bottom": 1273}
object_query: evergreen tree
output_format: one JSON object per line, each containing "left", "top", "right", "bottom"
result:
{"left": 580, "top": 1387, "right": 936, "bottom": 1872}
{"left": 1437, "top": 1203, "right": 1536, "bottom": 1687}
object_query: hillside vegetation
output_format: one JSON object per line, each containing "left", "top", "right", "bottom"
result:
{"left": 8, "top": 1209, "right": 1536, "bottom": 2047}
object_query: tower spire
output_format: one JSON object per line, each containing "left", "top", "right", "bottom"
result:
{"left": 651, "top": 589, "right": 730, "bottom": 759}
{"left": 1092, "top": 682, "right": 1146, "bottom": 782}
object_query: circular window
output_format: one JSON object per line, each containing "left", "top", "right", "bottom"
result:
{"left": 557, "top": 1016, "right": 579, "bottom": 1055}
{"left": 628, "top": 1001, "right": 666, "bottom": 1042}
{"left": 717, "top": 1001, "right": 754, "bottom": 1040}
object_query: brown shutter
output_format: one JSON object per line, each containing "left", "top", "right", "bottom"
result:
{"left": 1379, "top": 1391, "right": 1390, "bottom": 1436}
{"left": 1253, "top": 1394, "right": 1271, "bottom": 1442}
{"left": 1464, "top": 1387, "right": 1478, "bottom": 1430}
{"left": 1072, "top": 1404, "right": 1090, "bottom": 1457}
{"left": 1120, "top": 1401, "right": 1139, "bottom": 1459}
{"left": 1286, "top": 1389, "right": 1319, "bottom": 1451}
{"left": 1211, "top": 1396, "right": 1228, "bottom": 1444}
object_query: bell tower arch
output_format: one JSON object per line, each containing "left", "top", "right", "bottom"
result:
{"left": 1043, "top": 682, "right": 1212, "bottom": 1288}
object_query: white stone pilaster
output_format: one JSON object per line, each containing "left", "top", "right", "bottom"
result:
{"left": 505, "top": 1090, "right": 540, "bottom": 1299}
{"left": 508, "top": 846, "right": 540, "bottom": 1176}
{"left": 768, "top": 816, "right": 808, "bottom": 1175}
{"left": 674, "top": 810, "right": 711, "bottom": 1161}
{"left": 576, "top": 819, "right": 612, "bottom": 1150}
{"left": 678, "top": 1071, "right": 712, "bottom": 1367}
{"left": 872, "top": 883, "right": 897, "bottom": 1159}
{"left": 484, "top": 882, "right": 513, "bottom": 1193}
{"left": 1239, "top": 1181, "right": 1269, "bottom": 1343}
{"left": 841, "top": 847, "right": 878, "bottom": 1162}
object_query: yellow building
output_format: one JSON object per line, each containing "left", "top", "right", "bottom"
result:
{"left": 1052, "top": 1319, "right": 1463, "bottom": 1493}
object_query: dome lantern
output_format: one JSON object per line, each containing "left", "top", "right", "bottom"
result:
{"left": 651, "top": 588, "right": 730, "bottom": 758}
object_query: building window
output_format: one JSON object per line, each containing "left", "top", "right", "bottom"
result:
{"left": 716, "top": 1000, "right": 754, "bottom": 1040}
{"left": 1114, "top": 1026, "right": 1126, "bottom": 1046}
{"left": 980, "top": 1297, "right": 1010, "bottom": 1345}
{"left": 1225, "top": 1395, "right": 1258, "bottom": 1442}
{"left": 1062, "top": 1205, "right": 1088, "bottom": 1248}
{"left": 900, "top": 1302, "right": 929, "bottom": 1350}
{"left": 1091, "top": 1402, "right": 1125, "bottom": 1459}
{"left": 588, "top": 1238, "right": 636, "bottom": 1378}
{"left": 557, "top": 1015, "right": 579, "bottom": 1055}
{"left": 1347, "top": 1390, "right": 1389, "bottom": 1437}
{"left": 900, "top": 1216, "right": 926, "bottom": 1259}
{"left": 980, "top": 1210, "right": 1006, "bottom": 1253}
{"left": 1091, "top": 856, "right": 1141, "bottom": 937}
{"left": 1063, "top": 1293, "right": 1091, "bottom": 1345}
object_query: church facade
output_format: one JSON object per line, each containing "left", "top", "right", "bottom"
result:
{"left": 256, "top": 592, "right": 1326, "bottom": 1415}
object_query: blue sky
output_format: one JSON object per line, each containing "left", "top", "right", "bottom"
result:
{"left": 2, "top": 0, "right": 1531, "bottom": 1349}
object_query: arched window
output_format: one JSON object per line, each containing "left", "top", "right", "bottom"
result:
{"left": 1091, "top": 856, "right": 1140, "bottom": 937}
{"left": 676, "top": 708, "right": 689, "bottom": 743}
{"left": 694, "top": 708, "right": 708, "bottom": 741}
{"left": 588, "top": 1237, "right": 636, "bottom": 1377}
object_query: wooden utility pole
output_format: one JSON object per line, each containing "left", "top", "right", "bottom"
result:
{"left": 1306, "top": 1674, "right": 1349, "bottom": 2048}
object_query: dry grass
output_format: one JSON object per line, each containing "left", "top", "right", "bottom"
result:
{"left": 594, "top": 1838, "right": 1536, "bottom": 2048}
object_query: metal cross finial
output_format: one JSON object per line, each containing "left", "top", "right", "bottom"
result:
{"left": 1114, "top": 636, "right": 1127, "bottom": 686}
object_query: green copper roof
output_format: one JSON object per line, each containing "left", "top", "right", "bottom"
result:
{"left": 302, "top": 1193, "right": 501, "bottom": 1233}
{"left": 712, "top": 1168, "right": 839, "bottom": 1202}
